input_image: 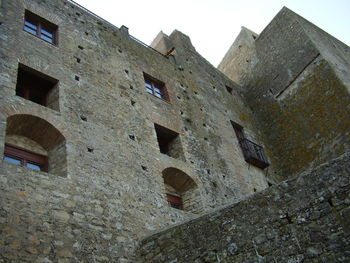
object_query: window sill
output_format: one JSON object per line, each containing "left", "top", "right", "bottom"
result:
{"left": 23, "top": 30, "right": 58, "bottom": 47}
{"left": 14, "top": 95, "right": 60, "bottom": 113}
{"left": 2, "top": 158, "right": 48, "bottom": 175}
{"left": 147, "top": 92, "right": 171, "bottom": 105}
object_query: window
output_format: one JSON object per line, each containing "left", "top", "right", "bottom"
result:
{"left": 166, "top": 193, "right": 183, "bottom": 210}
{"left": 3, "top": 144, "right": 48, "bottom": 172}
{"left": 154, "top": 124, "right": 185, "bottom": 160}
{"left": 226, "top": 85, "right": 233, "bottom": 94}
{"left": 144, "top": 73, "right": 167, "bottom": 100}
{"left": 231, "top": 121, "right": 269, "bottom": 169}
{"left": 162, "top": 168, "right": 202, "bottom": 214}
{"left": 24, "top": 10, "right": 58, "bottom": 45}
{"left": 5, "top": 114, "right": 67, "bottom": 177}
{"left": 16, "top": 64, "right": 59, "bottom": 110}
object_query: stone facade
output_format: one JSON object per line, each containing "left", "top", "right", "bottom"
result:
{"left": 0, "top": 1, "right": 349, "bottom": 262}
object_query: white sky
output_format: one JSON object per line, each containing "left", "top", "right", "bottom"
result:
{"left": 73, "top": 0, "right": 350, "bottom": 66}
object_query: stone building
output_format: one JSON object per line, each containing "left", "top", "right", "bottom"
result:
{"left": 0, "top": 0, "right": 349, "bottom": 262}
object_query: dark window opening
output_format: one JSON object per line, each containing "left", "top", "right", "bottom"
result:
{"left": 226, "top": 85, "right": 233, "bottom": 94}
{"left": 24, "top": 10, "right": 58, "bottom": 45}
{"left": 231, "top": 121, "right": 269, "bottom": 169}
{"left": 3, "top": 144, "right": 48, "bottom": 172}
{"left": 16, "top": 64, "right": 59, "bottom": 110}
{"left": 166, "top": 193, "right": 183, "bottom": 210}
{"left": 231, "top": 121, "right": 245, "bottom": 141}
{"left": 144, "top": 73, "right": 168, "bottom": 100}
{"left": 154, "top": 124, "right": 184, "bottom": 160}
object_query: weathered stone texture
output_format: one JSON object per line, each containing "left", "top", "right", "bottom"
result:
{"left": 0, "top": 1, "right": 349, "bottom": 262}
{"left": 139, "top": 153, "right": 350, "bottom": 262}
{"left": 218, "top": 27, "right": 258, "bottom": 86}
{"left": 219, "top": 7, "right": 350, "bottom": 181}
{"left": 0, "top": 0, "right": 268, "bottom": 261}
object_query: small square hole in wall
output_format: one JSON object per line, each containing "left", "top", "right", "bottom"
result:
{"left": 154, "top": 124, "right": 185, "bottom": 160}
{"left": 75, "top": 75, "right": 80, "bottom": 81}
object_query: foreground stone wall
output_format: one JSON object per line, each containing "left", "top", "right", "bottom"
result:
{"left": 139, "top": 153, "right": 350, "bottom": 262}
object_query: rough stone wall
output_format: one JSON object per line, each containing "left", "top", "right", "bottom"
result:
{"left": 48, "top": 141, "right": 67, "bottom": 178}
{"left": 139, "top": 153, "right": 350, "bottom": 262}
{"left": 152, "top": 30, "right": 270, "bottom": 196}
{"left": 219, "top": 7, "right": 350, "bottom": 181}
{"left": 46, "top": 83, "right": 60, "bottom": 112}
{"left": 167, "top": 135, "right": 185, "bottom": 161}
{"left": 217, "top": 27, "right": 258, "bottom": 86}
{"left": 0, "top": 0, "right": 268, "bottom": 262}
{"left": 182, "top": 187, "right": 202, "bottom": 214}
{"left": 296, "top": 11, "right": 350, "bottom": 93}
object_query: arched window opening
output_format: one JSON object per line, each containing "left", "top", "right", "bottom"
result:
{"left": 3, "top": 114, "right": 66, "bottom": 177}
{"left": 162, "top": 168, "right": 202, "bottom": 214}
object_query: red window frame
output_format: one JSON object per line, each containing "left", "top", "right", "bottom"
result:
{"left": 23, "top": 10, "right": 58, "bottom": 45}
{"left": 3, "top": 144, "right": 48, "bottom": 172}
{"left": 144, "top": 73, "right": 168, "bottom": 101}
{"left": 166, "top": 193, "right": 183, "bottom": 210}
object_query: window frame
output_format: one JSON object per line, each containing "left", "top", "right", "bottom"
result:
{"left": 143, "top": 73, "right": 168, "bottom": 101}
{"left": 23, "top": 10, "right": 58, "bottom": 45}
{"left": 166, "top": 193, "right": 184, "bottom": 210}
{"left": 3, "top": 143, "right": 48, "bottom": 172}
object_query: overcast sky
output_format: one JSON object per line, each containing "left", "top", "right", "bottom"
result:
{"left": 73, "top": 0, "right": 350, "bottom": 66}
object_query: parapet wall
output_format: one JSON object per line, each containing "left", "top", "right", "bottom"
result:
{"left": 139, "top": 153, "right": 350, "bottom": 262}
